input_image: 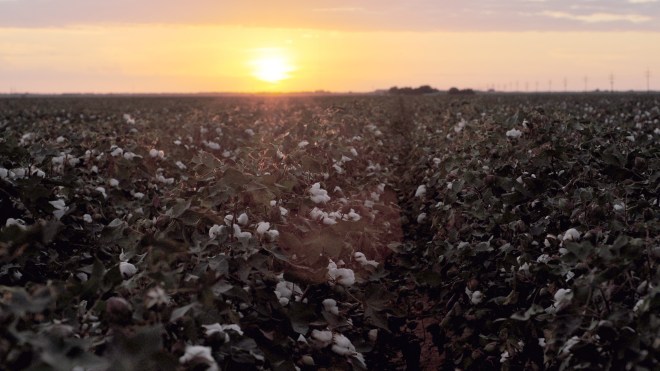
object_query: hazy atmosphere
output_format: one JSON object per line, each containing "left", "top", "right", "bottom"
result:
{"left": 1, "top": 0, "right": 659, "bottom": 93}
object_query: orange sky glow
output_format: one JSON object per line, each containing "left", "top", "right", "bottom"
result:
{"left": 1, "top": 1, "right": 659, "bottom": 93}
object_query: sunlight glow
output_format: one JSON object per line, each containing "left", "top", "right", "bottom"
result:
{"left": 250, "top": 49, "right": 293, "bottom": 84}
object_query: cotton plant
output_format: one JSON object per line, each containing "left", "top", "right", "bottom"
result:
{"left": 309, "top": 183, "right": 331, "bottom": 203}
{"left": 49, "top": 199, "right": 69, "bottom": 220}
{"left": 202, "top": 323, "right": 244, "bottom": 343}
{"left": 327, "top": 260, "right": 355, "bottom": 287}
{"left": 178, "top": 345, "right": 219, "bottom": 371}
{"left": 353, "top": 252, "right": 378, "bottom": 268}
{"left": 274, "top": 279, "right": 303, "bottom": 306}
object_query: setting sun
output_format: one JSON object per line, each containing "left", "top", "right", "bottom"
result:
{"left": 250, "top": 49, "right": 294, "bottom": 84}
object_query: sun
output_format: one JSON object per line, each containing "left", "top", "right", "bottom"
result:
{"left": 250, "top": 49, "right": 294, "bottom": 84}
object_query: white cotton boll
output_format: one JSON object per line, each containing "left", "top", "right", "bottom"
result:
{"left": 417, "top": 213, "right": 427, "bottom": 223}
{"left": 256, "top": 222, "right": 270, "bottom": 235}
{"left": 178, "top": 345, "right": 218, "bottom": 371}
{"left": 0, "top": 168, "right": 8, "bottom": 179}
{"left": 119, "top": 262, "right": 137, "bottom": 278}
{"left": 322, "top": 298, "right": 339, "bottom": 315}
{"left": 633, "top": 299, "right": 645, "bottom": 313}
{"left": 553, "top": 288, "right": 573, "bottom": 311}
{"left": 149, "top": 149, "right": 159, "bottom": 158}
{"left": 123, "top": 152, "right": 139, "bottom": 160}
{"left": 279, "top": 206, "right": 288, "bottom": 216}
{"left": 506, "top": 128, "right": 522, "bottom": 138}
{"left": 175, "top": 161, "right": 187, "bottom": 170}
{"left": 274, "top": 281, "right": 302, "bottom": 305}
{"left": 270, "top": 200, "right": 277, "bottom": 207}
{"left": 516, "top": 176, "right": 523, "bottom": 184}
{"left": 310, "top": 330, "right": 333, "bottom": 348}
{"left": 613, "top": 203, "right": 625, "bottom": 212}
{"left": 298, "top": 140, "right": 309, "bottom": 148}
{"left": 500, "top": 351, "right": 510, "bottom": 363}
{"left": 565, "top": 271, "right": 575, "bottom": 281}
{"left": 49, "top": 199, "right": 68, "bottom": 220}
{"left": 471, "top": 291, "right": 484, "bottom": 304}
{"left": 109, "top": 178, "right": 119, "bottom": 187}
{"left": 209, "top": 224, "right": 226, "bottom": 239}
{"left": 56, "top": 136, "right": 66, "bottom": 143}
{"left": 354, "top": 252, "right": 378, "bottom": 268}
{"left": 132, "top": 192, "right": 145, "bottom": 200}
{"left": 111, "top": 147, "right": 123, "bottom": 157}
{"left": 203, "top": 323, "right": 244, "bottom": 337}
{"left": 145, "top": 286, "right": 170, "bottom": 308}
{"left": 322, "top": 217, "right": 337, "bottom": 225}
{"left": 224, "top": 214, "right": 234, "bottom": 225}
{"left": 368, "top": 329, "right": 378, "bottom": 343}
{"left": 83, "top": 214, "right": 93, "bottom": 223}
{"left": 346, "top": 209, "right": 361, "bottom": 221}
{"left": 266, "top": 229, "right": 279, "bottom": 240}
{"left": 327, "top": 263, "right": 355, "bottom": 287}
{"left": 332, "top": 164, "right": 344, "bottom": 174}
{"left": 536, "top": 254, "right": 550, "bottom": 264}
{"left": 331, "top": 333, "right": 357, "bottom": 356}
{"left": 432, "top": 157, "right": 442, "bottom": 165}
{"left": 204, "top": 141, "right": 221, "bottom": 150}
{"left": 309, "top": 183, "right": 331, "bottom": 204}
{"left": 173, "top": 140, "right": 181, "bottom": 145}
{"left": 5, "top": 218, "right": 27, "bottom": 230}
{"left": 447, "top": 182, "right": 453, "bottom": 190}
{"left": 350, "top": 147, "right": 358, "bottom": 157}
{"left": 237, "top": 213, "right": 248, "bottom": 226}
{"left": 95, "top": 187, "right": 107, "bottom": 198}
{"left": 562, "top": 228, "right": 581, "bottom": 241}
{"left": 415, "top": 185, "right": 426, "bottom": 198}
{"left": 244, "top": 128, "right": 255, "bottom": 136}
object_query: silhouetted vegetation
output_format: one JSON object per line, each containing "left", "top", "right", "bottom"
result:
{"left": 447, "top": 87, "right": 476, "bottom": 95}
{"left": 389, "top": 85, "right": 439, "bottom": 95}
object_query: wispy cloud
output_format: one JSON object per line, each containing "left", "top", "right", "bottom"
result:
{"left": 541, "top": 11, "right": 652, "bottom": 24}
{"left": 628, "top": 0, "right": 657, "bottom": 4}
{"left": 312, "top": 7, "right": 364, "bottom": 13}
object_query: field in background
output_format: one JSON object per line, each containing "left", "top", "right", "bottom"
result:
{"left": 0, "top": 94, "right": 658, "bottom": 370}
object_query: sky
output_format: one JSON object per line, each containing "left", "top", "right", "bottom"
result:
{"left": 0, "top": 0, "right": 659, "bottom": 93}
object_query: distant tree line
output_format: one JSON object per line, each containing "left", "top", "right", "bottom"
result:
{"left": 447, "top": 87, "right": 476, "bottom": 95}
{"left": 388, "top": 85, "right": 439, "bottom": 95}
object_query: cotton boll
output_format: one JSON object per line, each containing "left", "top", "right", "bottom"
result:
{"left": 119, "top": 262, "right": 137, "bottom": 278}
{"left": 415, "top": 185, "right": 426, "bottom": 198}
{"left": 331, "top": 333, "right": 357, "bottom": 356}
{"left": 95, "top": 187, "right": 107, "bottom": 198}
{"left": 354, "top": 252, "right": 378, "bottom": 267}
{"left": 506, "top": 128, "right": 522, "bottom": 138}
{"left": 309, "top": 183, "right": 331, "bottom": 204}
{"left": 83, "top": 214, "right": 93, "bottom": 223}
{"left": 178, "top": 345, "right": 218, "bottom": 371}
{"left": 175, "top": 161, "right": 187, "bottom": 170}
{"left": 5, "top": 218, "right": 27, "bottom": 230}
{"left": 244, "top": 128, "right": 255, "bottom": 136}
{"left": 237, "top": 213, "right": 248, "bottom": 226}
{"left": 327, "top": 261, "right": 355, "bottom": 286}
{"left": 209, "top": 224, "right": 226, "bottom": 239}
{"left": 322, "top": 298, "right": 339, "bottom": 315}
{"left": 562, "top": 228, "right": 581, "bottom": 241}
{"left": 266, "top": 229, "right": 279, "bottom": 240}
{"left": 256, "top": 221, "right": 270, "bottom": 235}
{"left": 149, "top": 149, "right": 159, "bottom": 158}
{"left": 224, "top": 214, "right": 234, "bottom": 225}
{"left": 310, "top": 330, "right": 333, "bottom": 348}
{"left": 298, "top": 140, "right": 309, "bottom": 148}
{"left": 417, "top": 213, "right": 427, "bottom": 223}
{"left": 109, "top": 178, "right": 119, "bottom": 187}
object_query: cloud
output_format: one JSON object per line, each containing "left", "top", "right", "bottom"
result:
{"left": 628, "top": 0, "right": 657, "bottom": 3}
{"left": 541, "top": 11, "right": 652, "bottom": 23}
{"left": 313, "top": 7, "right": 364, "bottom": 13}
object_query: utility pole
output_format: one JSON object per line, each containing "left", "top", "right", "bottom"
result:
{"left": 563, "top": 77, "right": 567, "bottom": 92}
{"left": 548, "top": 80, "right": 552, "bottom": 92}
{"left": 584, "top": 76, "right": 588, "bottom": 92}
{"left": 609, "top": 73, "right": 614, "bottom": 92}
{"left": 535, "top": 81, "right": 539, "bottom": 93}
{"left": 646, "top": 68, "right": 651, "bottom": 93}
